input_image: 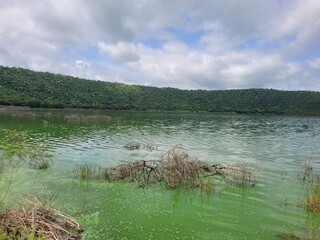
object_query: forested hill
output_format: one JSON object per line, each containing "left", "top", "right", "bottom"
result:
{"left": 0, "top": 65, "right": 320, "bottom": 115}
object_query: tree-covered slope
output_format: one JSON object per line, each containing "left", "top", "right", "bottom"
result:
{"left": 0, "top": 65, "right": 320, "bottom": 114}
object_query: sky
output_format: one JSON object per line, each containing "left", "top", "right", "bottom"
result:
{"left": 0, "top": 0, "right": 320, "bottom": 90}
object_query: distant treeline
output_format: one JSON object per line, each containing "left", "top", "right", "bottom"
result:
{"left": 1, "top": 65, "right": 320, "bottom": 115}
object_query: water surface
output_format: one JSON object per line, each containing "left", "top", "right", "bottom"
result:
{"left": 1, "top": 109, "right": 320, "bottom": 239}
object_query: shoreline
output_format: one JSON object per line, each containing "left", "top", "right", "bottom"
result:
{"left": 0, "top": 105, "right": 319, "bottom": 117}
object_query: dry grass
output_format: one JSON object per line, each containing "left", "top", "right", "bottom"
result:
{"left": 110, "top": 160, "right": 160, "bottom": 187}
{"left": 158, "top": 145, "right": 212, "bottom": 189}
{"left": 305, "top": 175, "right": 320, "bottom": 213}
{"left": 106, "top": 145, "right": 218, "bottom": 190}
{"left": 223, "top": 161, "right": 260, "bottom": 186}
{"left": 0, "top": 198, "right": 82, "bottom": 240}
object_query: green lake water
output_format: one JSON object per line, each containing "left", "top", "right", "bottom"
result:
{"left": 1, "top": 109, "right": 320, "bottom": 239}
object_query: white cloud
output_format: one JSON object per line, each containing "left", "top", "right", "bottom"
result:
{"left": 309, "top": 58, "right": 320, "bottom": 70}
{"left": 98, "top": 42, "right": 140, "bottom": 63}
{"left": 0, "top": 0, "right": 319, "bottom": 91}
{"left": 266, "top": 0, "right": 320, "bottom": 55}
{"left": 98, "top": 41, "right": 292, "bottom": 89}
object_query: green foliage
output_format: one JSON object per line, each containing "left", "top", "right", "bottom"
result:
{"left": 1, "top": 65, "right": 320, "bottom": 114}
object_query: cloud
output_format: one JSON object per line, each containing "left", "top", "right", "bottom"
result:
{"left": 98, "top": 42, "right": 140, "bottom": 63}
{"left": 98, "top": 41, "right": 295, "bottom": 90}
{"left": 309, "top": 58, "right": 320, "bottom": 70}
{"left": 0, "top": 0, "right": 319, "bottom": 91}
{"left": 266, "top": 0, "right": 320, "bottom": 56}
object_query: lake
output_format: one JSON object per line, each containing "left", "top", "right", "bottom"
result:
{"left": 1, "top": 109, "right": 320, "bottom": 239}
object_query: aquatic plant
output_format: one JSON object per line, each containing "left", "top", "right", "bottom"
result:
{"left": 300, "top": 159, "right": 313, "bottom": 181}
{"left": 73, "top": 164, "right": 110, "bottom": 181}
{"left": 277, "top": 232, "right": 301, "bottom": 240}
{"left": 0, "top": 198, "right": 82, "bottom": 240}
{"left": 73, "top": 164, "right": 93, "bottom": 180}
{"left": 305, "top": 174, "right": 320, "bottom": 213}
{"left": 199, "top": 176, "right": 215, "bottom": 194}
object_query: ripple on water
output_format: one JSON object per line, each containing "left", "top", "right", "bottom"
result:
{"left": 1, "top": 111, "right": 320, "bottom": 239}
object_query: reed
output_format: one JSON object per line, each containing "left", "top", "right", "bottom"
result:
{"left": 73, "top": 164, "right": 111, "bottom": 181}
{"left": 301, "top": 159, "right": 313, "bottom": 181}
{"left": 305, "top": 175, "right": 320, "bottom": 213}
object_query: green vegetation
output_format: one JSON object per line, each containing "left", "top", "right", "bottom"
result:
{"left": 277, "top": 232, "right": 301, "bottom": 240}
{"left": 0, "top": 130, "right": 82, "bottom": 240}
{"left": 1, "top": 65, "right": 320, "bottom": 114}
{"left": 305, "top": 176, "right": 320, "bottom": 213}
{"left": 298, "top": 160, "right": 320, "bottom": 214}
{"left": 73, "top": 163, "right": 110, "bottom": 181}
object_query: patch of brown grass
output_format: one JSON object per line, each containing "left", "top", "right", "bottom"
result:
{"left": 305, "top": 175, "right": 320, "bottom": 213}
{"left": 108, "top": 145, "right": 217, "bottom": 190}
{"left": 0, "top": 198, "right": 82, "bottom": 240}
{"left": 159, "top": 145, "right": 211, "bottom": 189}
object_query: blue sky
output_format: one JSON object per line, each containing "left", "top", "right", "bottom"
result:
{"left": 0, "top": 0, "right": 319, "bottom": 90}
